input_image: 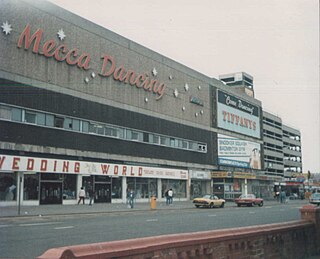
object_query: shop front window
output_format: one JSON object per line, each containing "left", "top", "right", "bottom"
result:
{"left": 190, "top": 180, "right": 203, "bottom": 198}
{"left": 162, "top": 179, "right": 186, "bottom": 198}
{"left": 0, "top": 173, "right": 17, "bottom": 201}
{"left": 112, "top": 177, "right": 122, "bottom": 198}
{"left": 24, "top": 174, "right": 39, "bottom": 200}
{"left": 126, "top": 178, "right": 157, "bottom": 199}
{"left": 63, "top": 175, "right": 77, "bottom": 200}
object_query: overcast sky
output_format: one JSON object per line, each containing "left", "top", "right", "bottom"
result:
{"left": 49, "top": 0, "right": 319, "bottom": 173}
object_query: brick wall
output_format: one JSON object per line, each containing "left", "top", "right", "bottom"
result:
{"left": 37, "top": 205, "right": 320, "bottom": 259}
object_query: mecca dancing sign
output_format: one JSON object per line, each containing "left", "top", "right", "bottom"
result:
{"left": 0, "top": 155, "right": 188, "bottom": 180}
{"left": 16, "top": 24, "right": 167, "bottom": 100}
{"left": 217, "top": 134, "right": 262, "bottom": 169}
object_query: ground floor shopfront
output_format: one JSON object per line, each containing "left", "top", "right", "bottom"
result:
{"left": 0, "top": 154, "right": 188, "bottom": 206}
{"left": 211, "top": 171, "right": 277, "bottom": 200}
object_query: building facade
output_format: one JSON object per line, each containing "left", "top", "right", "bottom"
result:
{"left": 282, "top": 124, "right": 302, "bottom": 178}
{"left": 0, "top": 0, "right": 300, "bottom": 206}
{"left": 263, "top": 111, "right": 284, "bottom": 177}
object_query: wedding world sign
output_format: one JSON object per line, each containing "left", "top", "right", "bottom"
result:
{"left": 0, "top": 155, "right": 188, "bottom": 180}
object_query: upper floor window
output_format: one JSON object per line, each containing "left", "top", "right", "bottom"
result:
{"left": 25, "top": 111, "right": 36, "bottom": 124}
{"left": 54, "top": 116, "right": 64, "bottom": 128}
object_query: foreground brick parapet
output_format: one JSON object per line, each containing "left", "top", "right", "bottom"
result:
{"left": 37, "top": 215, "right": 318, "bottom": 259}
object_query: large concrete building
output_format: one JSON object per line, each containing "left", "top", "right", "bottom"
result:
{"left": 262, "top": 111, "right": 284, "bottom": 177}
{"left": 282, "top": 124, "right": 302, "bottom": 177}
{"left": 0, "top": 0, "right": 301, "bottom": 206}
{"left": 262, "top": 111, "right": 303, "bottom": 180}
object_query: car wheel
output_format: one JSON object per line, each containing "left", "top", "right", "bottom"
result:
{"left": 210, "top": 203, "right": 214, "bottom": 208}
{"left": 220, "top": 202, "right": 225, "bottom": 208}
{"left": 258, "top": 202, "right": 263, "bottom": 207}
{"left": 195, "top": 205, "right": 200, "bottom": 208}
{"left": 237, "top": 204, "right": 241, "bottom": 207}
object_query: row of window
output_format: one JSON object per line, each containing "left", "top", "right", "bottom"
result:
{"left": 263, "top": 117, "right": 282, "bottom": 130}
{"left": 284, "top": 167, "right": 302, "bottom": 173}
{"left": 283, "top": 144, "right": 301, "bottom": 152}
{"left": 263, "top": 130, "right": 282, "bottom": 141}
{"left": 263, "top": 142, "right": 283, "bottom": 153}
{"left": 264, "top": 155, "right": 283, "bottom": 163}
{"left": 283, "top": 131, "right": 300, "bottom": 141}
{"left": 284, "top": 156, "right": 301, "bottom": 162}
{"left": 0, "top": 104, "right": 207, "bottom": 153}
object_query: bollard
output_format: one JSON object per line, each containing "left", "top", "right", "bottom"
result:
{"left": 150, "top": 195, "right": 156, "bottom": 209}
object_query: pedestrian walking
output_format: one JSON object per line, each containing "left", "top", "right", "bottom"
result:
{"left": 280, "top": 190, "right": 286, "bottom": 204}
{"left": 88, "top": 188, "right": 94, "bottom": 206}
{"left": 77, "top": 187, "right": 86, "bottom": 205}
{"left": 168, "top": 188, "right": 173, "bottom": 205}
{"left": 165, "top": 189, "right": 169, "bottom": 205}
{"left": 128, "top": 189, "right": 135, "bottom": 208}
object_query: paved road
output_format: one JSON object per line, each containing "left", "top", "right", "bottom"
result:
{"left": 0, "top": 200, "right": 308, "bottom": 258}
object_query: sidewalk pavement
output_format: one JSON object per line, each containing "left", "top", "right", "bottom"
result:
{"left": 0, "top": 199, "right": 309, "bottom": 218}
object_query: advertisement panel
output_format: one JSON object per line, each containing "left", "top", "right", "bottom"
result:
{"left": 217, "top": 90, "right": 260, "bottom": 138}
{"left": 218, "top": 134, "right": 261, "bottom": 169}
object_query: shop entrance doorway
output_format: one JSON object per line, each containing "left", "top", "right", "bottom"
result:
{"left": 40, "top": 182, "right": 62, "bottom": 204}
{"left": 94, "top": 183, "right": 111, "bottom": 203}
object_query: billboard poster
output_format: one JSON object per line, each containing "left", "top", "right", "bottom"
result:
{"left": 218, "top": 134, "right": 262, "bottom": 169}
{"left": 217, "top": 90, "right": 260, "bottom": 139}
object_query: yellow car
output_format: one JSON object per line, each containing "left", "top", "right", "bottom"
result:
{"left": 193, "top": 194, "right": 226, "bottom": 208}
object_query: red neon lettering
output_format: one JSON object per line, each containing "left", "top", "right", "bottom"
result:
{"left": 0, "top": 156, "right": 6, "bottom": 169}
{"left": 53, "top": 161, "right": 57, "bottom": 172}
{"left": 114, "top": 165, "right": 118, "bottom": 175}
{"left": 113, "top": 65, "right": 126, "bottom": 81}
{"left": 156, "top": 83, "right": 166, "bottom": 100}
{"left": 12, "top": 157, "right": 20, "bottom": 170}
{"left": 63, "top": 161, "right": 69, "bottom": 172}
{"left": 101, "top": 164, "right": 110, "bottom": 174}
{"left": 65, "top": 48, "right": 78, "bottom": 65}
{"left": 27, "top": 159, "right": 34, "bottom": 170}
{"left": 135, "top": 74, "right": 145, "bottom": 88}
{"left": 123, "top": 70, "right": 136, "bottom": 85}
{"left": 99, "top": 55, "right": 115, "bottom": 77}
{"left": 42, "top": 40, "right": 56, "bottom": 57}
{"left": 74, "top": 162, "right": 80, "bottom": 173}
{"left": 54, "top": 44, "right": 67, "bottom": 62}
{"left": 122, "top": 166, "right": 127, "bottom": 176}
{"left": 77, "top": 53, "right": 90, "bottom": 70}
{"left": 17, "top": 24, "right": 43, "bottom": 53}
{"left": 40, "top": 160, "right": 48, "bottom": 171}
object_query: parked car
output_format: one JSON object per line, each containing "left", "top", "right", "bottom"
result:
{"left": 309, "top": 193, "right": 320, "bottom": 206}
{"left": 234, "top": 194, "right": 263, "bottom": 207}
{"left": 193, "top": 194, "right": 225, "bottom": 208}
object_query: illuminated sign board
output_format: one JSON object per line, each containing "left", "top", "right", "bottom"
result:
{"left": 217, "top": 134, "right": 261, "bottom": 169}
{"left": 0, "top": 154, "right": 188, "bottom": 180}
{"left": 217, "top": 90, "right": 260, "bottom": 138}
{"left": 16, "top": 24, "right": 167, "bottom": 100}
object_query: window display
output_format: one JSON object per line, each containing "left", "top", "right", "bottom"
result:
{"left": 63, "top": 174, "right": 77, "bottom": 199}
{"left": 162, "top": 179, "right": 186, "bottom": 198}
{"left": 127, "top": 178, "right": 158, "bottom": 199}
{"left": 0, "top": 173, "right": 17, "bottom": 201}
{"left": 24, "top": 174, "right": 39, "bottom": 200}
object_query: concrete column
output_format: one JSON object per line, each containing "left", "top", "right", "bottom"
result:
{"left": 157, "top": 178, "right": 162, "bottom": 200}
{"left": 244, "top": 179, "right": 248, "bottom": 195}
{"left": 122, "top": 176, "right": 127, "bottom": 203}
{"left": 17, "top": 171, "right": 23, "bottom": 206}
{"left": 76, "top": 175, "right": 82, "bottom": 203}
{"left": 187, "top": 171, "right": 191, "bottom": 200}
